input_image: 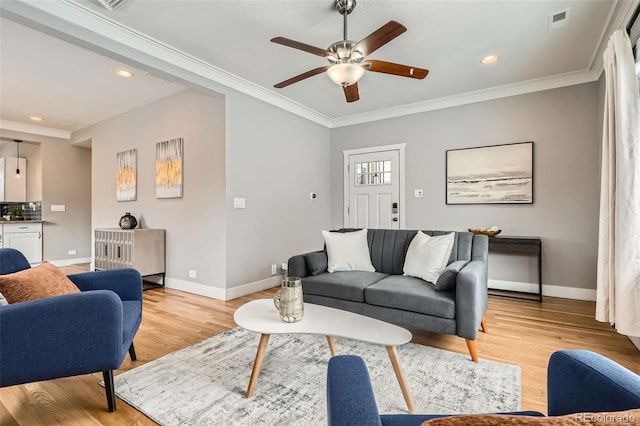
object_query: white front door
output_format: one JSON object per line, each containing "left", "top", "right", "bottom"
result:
{"left": 345, "top": 148, "right": 401, "bottom": 229}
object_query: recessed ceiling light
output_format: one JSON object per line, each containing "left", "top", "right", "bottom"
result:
{"left": 115, "top": 69, "right": 134, "bottom": 78}
{"left": 481, "top": 54, "right": 500, "bottom": 64}
{"left": 29, "top": 116, "right": 43, "bottom": 122}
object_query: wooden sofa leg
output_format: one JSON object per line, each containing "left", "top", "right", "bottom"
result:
{"left": 128, "top": 343, "right": 137, "bottom": 361}
{"left": 480, "top": 317, "right": 488, "bottom": 333}
{"left": 103, "top": 370, "right": 116, "bottom": 412}
{"left": 465, "top": 339, "right": 478, "bottom": 363}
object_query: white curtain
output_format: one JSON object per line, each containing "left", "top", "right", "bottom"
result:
{"left": 596, "top": 29, "right": 640, "bottom": 337}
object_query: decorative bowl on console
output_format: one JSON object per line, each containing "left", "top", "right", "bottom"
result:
{"left": 469, "top": 227, "right": 501, "bottom": 237}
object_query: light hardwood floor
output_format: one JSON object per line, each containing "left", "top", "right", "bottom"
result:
{"left": 1, "top": 271, "right": 638, "bottom": 425}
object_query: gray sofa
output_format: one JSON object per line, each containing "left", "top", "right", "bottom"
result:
{"left": 288, "top": 229, "right": 489, "bottom": 361}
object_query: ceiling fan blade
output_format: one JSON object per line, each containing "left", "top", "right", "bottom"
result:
{"left": 366, "top": 60, "right": 429, "bottom": 79}
{"left": 353, "top": 21, "right": 407, "bottom": 56}
{"left": 343, "top": 83, "right": 360, "bottom": 103}
{"left": 274, "top": 66, "right": 329, "bottom": 89}
{"left": 271, "top": 37, "right": 331, "bottom": 58}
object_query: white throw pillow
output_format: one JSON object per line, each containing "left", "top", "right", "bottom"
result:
{"left": 403, "top": 231, "right": 456, "bottom": 283}
{"left": 322, "top": 229, "right": 375, "bottom": 273}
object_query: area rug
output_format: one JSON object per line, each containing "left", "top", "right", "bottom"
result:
{"left": 112, "top": 327, "right": 520, "bottom": 425}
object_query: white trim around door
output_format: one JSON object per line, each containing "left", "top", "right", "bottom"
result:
{"left": 343, "top": 143, "right": 406, "bottom": 229}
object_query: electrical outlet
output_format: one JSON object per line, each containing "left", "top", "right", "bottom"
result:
{"left": 271, "top": 264, "right": 277, "bottom": 275}
{"left": 414, "top": 189, "right": 424, "bottom": 198}
{"left": 188, "top": 270, "right": 197, "bottom": 279}
{"left": 68, "top": 250, "right": 77, "bottom": 255}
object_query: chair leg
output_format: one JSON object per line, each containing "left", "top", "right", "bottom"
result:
{"left": 465, "top": 339, "right": 479, "bottom": 363}
{"left": 103, "top": 370, "right": 116, "bottom": 412}
{"left": 480, "top": 317, "right": 488, "bottom": 333}
{"left": 128, "top": 342, "right": 137, "bottom": 361}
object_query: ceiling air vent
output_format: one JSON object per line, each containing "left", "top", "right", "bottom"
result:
{"left": 89, "top": 0, "right": 129, "bottom": 11}
{"left": 548, "top": 8, "right": 571, "bottom": 31}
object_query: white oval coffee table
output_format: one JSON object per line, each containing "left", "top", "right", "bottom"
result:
{"left": 234, "top": 298, "right": 415, "bottom": 413}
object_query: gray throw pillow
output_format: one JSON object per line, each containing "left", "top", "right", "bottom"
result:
{"left": 434, "top": 260, "right": 470, "bottom": 291}
{"left": 305, "top": 251, "right": 328, "bottom": 276}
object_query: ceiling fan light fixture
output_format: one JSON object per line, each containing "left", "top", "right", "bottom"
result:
{"left": 326, "top": 63, "right": 365, "bottom": 87}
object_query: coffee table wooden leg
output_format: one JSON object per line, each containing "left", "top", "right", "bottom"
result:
{"left": 246, "top": 333, "right": 270, "bottom": 398}
{"left": 326, "top": 336, "right": 337, "bottom": 356}
{"left": 386, "top": 346, "right": 415, "bottom": 414}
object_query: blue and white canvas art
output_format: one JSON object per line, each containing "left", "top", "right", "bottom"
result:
{"left": 446, "top": 142, "right": 533, "bottom": 204}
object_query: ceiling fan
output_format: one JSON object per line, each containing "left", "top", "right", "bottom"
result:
{"left": 271, "top": 0, "right": 429, "bottom": 103}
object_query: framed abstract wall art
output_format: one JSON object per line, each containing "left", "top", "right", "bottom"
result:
{"left": 116, "top": 148, "right": 137, "bottom": 201}
{"left": 446, "top": 141, "right": 534, "bottom": 204}
{"left": 156, "top": 138, "right": 183, "bottom": 199}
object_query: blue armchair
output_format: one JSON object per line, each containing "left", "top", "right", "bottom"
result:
{"left": 0, "top": 248, "right": 143, "bottom": 412}
{"left": 327, "top": 350, "right": 640, "bottom": 425}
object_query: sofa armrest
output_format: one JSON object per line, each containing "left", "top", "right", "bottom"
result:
{"left": 327, "top": 355, "right": 382, "bottom": 426}
{"left": 454, "top": 260, "right": 488, "bottom": 340}
{"left": 547, "top": 350, "right": 640, "bottom": 416}
{"left": 288, "top": 254, "right": 311, "bottom": 278}
{"left": 0, "top": 291, "right": 124, "bottom": 387}
{"left": 68, "top": 268, "right": 142, "bottom": 302}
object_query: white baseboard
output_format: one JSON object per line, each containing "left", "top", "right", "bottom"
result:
{"left": 165, "top": 277, "right": 226, "bottom": 300}
{"left": 225, "top": 276, "right": 282, "bottom": 301}
{"left": 165, "top": 275, "right": 281, "bottom": 301}
{"left": 49, "top": 257, "right": 92, "bottom": 267}
{"left": 489, "top": 279, "right": 596, "bottom": 301}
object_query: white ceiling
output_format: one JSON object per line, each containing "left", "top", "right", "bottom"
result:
{"left": 0, "top": 0, "right": 637, "bottom": 134}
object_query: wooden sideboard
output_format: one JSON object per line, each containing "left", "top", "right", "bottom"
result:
{"left": 94, "top": 228, "right": 165, "bottom": 287}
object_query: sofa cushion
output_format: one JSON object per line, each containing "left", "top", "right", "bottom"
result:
{"left": 365, "top": 275, "right": 456, "bottom": 319}
{"left": 302, "top": 271, "right": 389, "bottom": 303}
{"left": 434, "top": 260, "right": 470, "bottom": 291}
{"left": 0, "top": 262, "right": 80, "bottom": 304}
{"left": 323, "top": 229, "right": 375, "bottom": 273}
{"left": 305, "top": 251, "right": 328, "bottom": 276}
{"left": 403, "top": 232, "right": 455, "bottom": 283}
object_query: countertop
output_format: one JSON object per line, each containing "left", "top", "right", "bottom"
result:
{"left": 0, "top": 220, "right": 44, "bottom": 224}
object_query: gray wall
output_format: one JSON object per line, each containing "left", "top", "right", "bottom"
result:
{"left": 74, "top": 89, "right": 228, "bottom": 289}
{"left": 330, "top": 83, "right": 601, "bottom": 292}
{"left": 225, "top": 90, "right": 331, "bottom": 288}
{"left": 74, "top": 87, "right": 331, "bottom": 293}
{"left": 41, "top": 142, "right": 91, "bottom": 261}
{"left": 0, "top": 130, "right": 92, "bottom": 262}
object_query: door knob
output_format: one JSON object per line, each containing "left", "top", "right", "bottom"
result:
{"left": 392, "top": 217, "right": 399, "bottom": 222}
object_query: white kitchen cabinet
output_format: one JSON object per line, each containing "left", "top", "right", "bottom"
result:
{"left": 0, "top": 157, "right": 27, "bottom": 202}
{"left": 2, "top": 223, "right": 43, "bottom": 264}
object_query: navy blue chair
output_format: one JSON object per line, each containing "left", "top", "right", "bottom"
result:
{"left": 0, "top": 248, "right": 143, "bottom": 412}
{"left": 327, "top": 350, "right": 640, "bottom": 425}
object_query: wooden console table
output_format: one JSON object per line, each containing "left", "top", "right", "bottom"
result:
{"left": 488, "top": 235, "right": 542, "bottom": 302}
{"left": 94, "top": 228, "right": 166, "bottom": 290}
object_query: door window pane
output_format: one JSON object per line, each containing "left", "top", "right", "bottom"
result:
{"left": 355, "top": 160, "right": 392, "bottom": 186}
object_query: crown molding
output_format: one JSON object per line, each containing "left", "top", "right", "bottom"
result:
{"left": 0, "top": 0, "right": 620, "bottom": 131}
{"left": 0, "top": 0, "right": 332, "bottom": 128}
{"left": 0, "top": 120, "right": 71, "bottom": 140}
{"left": 588, "top": 0, "right": 640, "bottom": 79}
{"left": 330, "top": 69, "right": 600, "bottom": 128}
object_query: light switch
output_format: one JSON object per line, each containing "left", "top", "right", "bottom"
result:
{"left": 51, "top": 204, "right": 66, "bottom": 212}
{"left": 414, "top": 189, "right": 424, "bottom": 198}
{"left": 233, "top": 197, "right": 246, "bottom": 209}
